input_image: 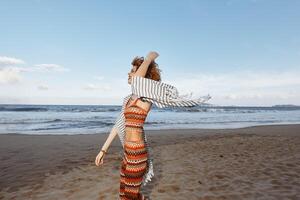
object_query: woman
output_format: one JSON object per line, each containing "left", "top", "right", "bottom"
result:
{"left": 95, "top": 51, "right": 160, "bottom": 200}
{"left": 95, "top": 51, "right": 211, "bottom": 200}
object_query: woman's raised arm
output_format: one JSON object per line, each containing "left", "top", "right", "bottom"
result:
{"left": 133, "top": 51, "right": 159, "bottom": 78}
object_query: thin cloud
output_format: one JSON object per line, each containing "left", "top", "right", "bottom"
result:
{"left": 0, "top": 56, "right": 26, "bottom": 84}
{"left": 37, "top": 85, "right": 49, "bottom": 90}
{"left": 83, "top": 83, "right": 111, "bottom": 91}
{"left": 34, "top": 64, "right": 69, "bottom": 72}
{"left": 167, "top": 69, "right": 300, "bottom": 105}
{"left": 0, "top": 67, "right": 23, "bottom": 84}
{"left": 0, "top": 56, "right": 69, "bottom": 85}
{"left": 0, "top": 56, "right": 25, "bottom": 66}
{"left": 0, "top": 64, "right": 69, "bottom": 84}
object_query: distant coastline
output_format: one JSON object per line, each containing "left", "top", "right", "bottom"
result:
{"left": 1, "top": 103, "right": 300, "bottom": 135}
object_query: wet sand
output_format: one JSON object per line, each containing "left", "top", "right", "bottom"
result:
{"left": 0, "top": 124, "right": 300, "bottom": 199}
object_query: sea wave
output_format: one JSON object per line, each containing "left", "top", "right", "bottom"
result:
{"left": 0, "top": 107, "right": 48, "bottom": 112}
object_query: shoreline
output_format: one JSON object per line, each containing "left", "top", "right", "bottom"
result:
{"left": 1, "top": 124, "right": 300, "bottom": 199}
{"left": 1, "top": 122, "right": 300, "bottom": 136}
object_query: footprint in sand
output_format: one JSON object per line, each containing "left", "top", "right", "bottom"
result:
{"left": 158, "top": 185, "right": 180, "bottom": 193}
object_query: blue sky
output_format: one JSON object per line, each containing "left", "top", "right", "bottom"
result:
{"left": 0, "top": 0, "right": 299, "bottom": 106}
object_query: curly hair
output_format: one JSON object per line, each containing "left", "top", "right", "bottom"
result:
{"left": 131, "top": 56, "right": 162, "bottom": 81}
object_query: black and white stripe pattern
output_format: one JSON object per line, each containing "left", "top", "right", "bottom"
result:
{"left": 114, "top": 75, "right": 211, "bottom": 186}
{"left": 131, "top": 75, "right": 211, "bottom": 108}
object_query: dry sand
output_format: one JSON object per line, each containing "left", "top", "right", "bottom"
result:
{"left": 0, "top": 124, "right": 300, "bottom": 200}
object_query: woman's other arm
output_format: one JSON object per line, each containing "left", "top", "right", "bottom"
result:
{"left": 133, "top": 51, "right": 159, "bottom": 78}
{"left": 95, "top": 126, "right": 118, "bottom": 166}
{"left": 101, "top": 126, "right": 118, "bottom": 152}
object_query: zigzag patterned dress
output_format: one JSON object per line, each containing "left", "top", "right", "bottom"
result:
{"left": 119, "top": 96, "right": 150, "bottom": 200}
{"left": 114, "top": 76, "right": 211, "bottom": 189}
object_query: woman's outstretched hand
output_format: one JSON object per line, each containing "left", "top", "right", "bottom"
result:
{"left": 95, "top": 150, "right": 105, "bottom": 166}
{"left": 146, "top": 51, "right": 159, "bottom": 61}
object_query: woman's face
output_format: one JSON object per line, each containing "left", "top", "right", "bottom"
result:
{"left": 128, "top": 65, "right": 138, "bottom": 84}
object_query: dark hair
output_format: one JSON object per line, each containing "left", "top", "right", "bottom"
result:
{"left": 131, "top": 56, "right": 162, "bottom": 81}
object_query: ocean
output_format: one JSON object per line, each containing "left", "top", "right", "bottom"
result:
{"left": 0, "top": 104, "right": 300, "bottom": 135}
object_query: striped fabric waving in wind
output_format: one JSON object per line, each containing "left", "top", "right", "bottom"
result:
{"left": 114, "top": 75, "right": 211, "bottom": 186}
{"left": 131, "top": 75, "right": 211, "bottom": 108}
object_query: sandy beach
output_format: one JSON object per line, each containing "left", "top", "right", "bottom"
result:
{"left": 0, "top": 124, "right": 300, "bottom": 200}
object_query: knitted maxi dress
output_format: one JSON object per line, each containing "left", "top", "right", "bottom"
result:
{"left": 119, "top": 96, "right": 150, "bottom": 200}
